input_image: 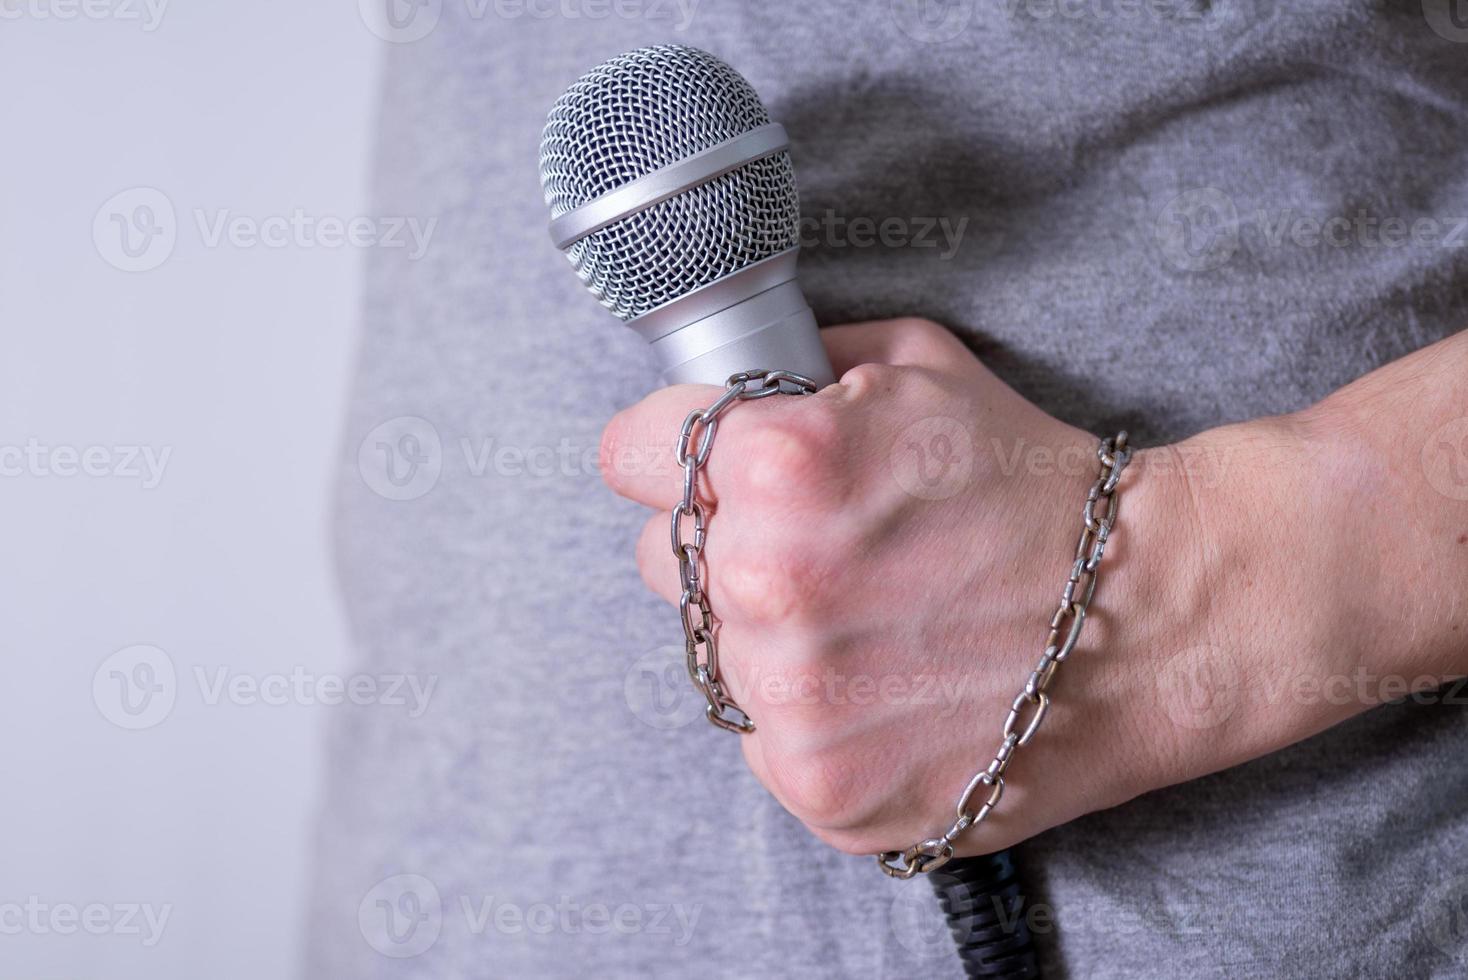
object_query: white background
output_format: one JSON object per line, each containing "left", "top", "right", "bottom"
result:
{"left": 0, "top": 4, "right": 382, "bottom": 977}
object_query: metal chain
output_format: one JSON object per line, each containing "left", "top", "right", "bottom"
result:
{"left": 672, "top": 369, "right": 818, "bottom": 734}
{"left": 877, "top": 431, "right": 1133, "bottom": 879}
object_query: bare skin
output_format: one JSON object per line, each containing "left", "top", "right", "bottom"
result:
{"left": 599, "top": 317, "right": 1468, "bottom": 859}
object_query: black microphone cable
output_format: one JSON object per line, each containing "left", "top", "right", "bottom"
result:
{"left": 929, "top": 850, "right": 1042, "bottom": 978}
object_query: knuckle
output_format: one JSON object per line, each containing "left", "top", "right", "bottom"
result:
{"left": 838, "top": 361, "right": 903, "bottom": 397}
{"left": 737, "top": 404, "right": 846, "bottom": 505}
{"left": 718, "top": 548, "right": 825, "bottom": 623}
{"left": 766, "top": 747, "right": 866, "bottom": 831}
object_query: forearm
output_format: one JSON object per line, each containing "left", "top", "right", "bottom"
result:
{"left": 1125, "top": 329, "right": 1468, "bottom": 783}
{"left": 1305, "top": 330, "right": 1468, "bottom": 682}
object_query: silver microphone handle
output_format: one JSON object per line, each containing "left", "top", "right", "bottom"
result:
{"left": 626, "top": 248, "right": 835, "bottom": 388}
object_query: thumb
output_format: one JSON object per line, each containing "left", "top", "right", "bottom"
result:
{"left": 819, "top": 317, "right": 981, "bottom": 377}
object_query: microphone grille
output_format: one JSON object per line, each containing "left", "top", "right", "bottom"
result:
{"left": 539, "top": 44, "right": 800, "bottom": 321}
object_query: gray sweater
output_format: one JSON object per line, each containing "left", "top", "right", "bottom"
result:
{"left": 308, "top": 3, "right": 1468, "bottom": 976}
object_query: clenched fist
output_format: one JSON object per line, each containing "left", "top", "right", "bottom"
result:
{"left": 598, "top": 316, "right": 1432, "bottom": 861}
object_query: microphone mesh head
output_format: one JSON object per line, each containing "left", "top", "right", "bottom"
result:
{"left": 539, "top": 44, "right": 800, "bottom": 321}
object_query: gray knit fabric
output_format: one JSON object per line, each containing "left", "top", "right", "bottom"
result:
{"left": 306, "top": 3, "right": 1468, "bottom": 977}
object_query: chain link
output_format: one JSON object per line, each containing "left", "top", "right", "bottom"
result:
{"left": 876, "top": 431, "right": 1133, "bottom": 879}
{"left": 672, "top": 369, "right": 818, "bottom": 734}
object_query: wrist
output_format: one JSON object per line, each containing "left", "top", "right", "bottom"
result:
{"left": 1095, "top": 415, "right": 1357, "bottom": 795}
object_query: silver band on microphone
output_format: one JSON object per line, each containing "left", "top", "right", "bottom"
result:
{"left": 548, "top": 123, "right": 790, "bottom": 249}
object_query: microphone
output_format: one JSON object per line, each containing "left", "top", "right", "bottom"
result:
{"left": 539, "top": 44, "right": 835, "bottom": 389}
{"left": 542, "top": 44, "right": 1043, "bottom": 979}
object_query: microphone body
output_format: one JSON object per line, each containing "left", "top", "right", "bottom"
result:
{"left": 627, "top": 248, "right": 829, "bottom": 387}
{"left": 539, "top": 44, "right": 834, "bottom": 388}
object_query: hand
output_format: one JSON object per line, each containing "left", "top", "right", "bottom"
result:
{"left": 599, "top": 317, "right": 1464, "bottom": 860}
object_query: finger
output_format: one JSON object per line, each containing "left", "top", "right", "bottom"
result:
{"left": 601, "top": 384, "right": 722, "bottom": 510}
{"left": 821, "top": 317, "right": 980, "bottom": 377}
{"left": 601, "top": 380, "right": 813, "bottom": 510}
{"left": 635, "top": 510, "right": 681, "bottom": 605}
